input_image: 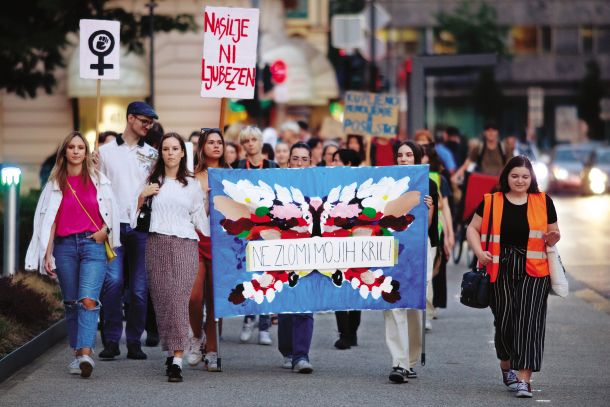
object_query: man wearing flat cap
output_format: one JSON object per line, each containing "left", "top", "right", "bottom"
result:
{"left": 98, "top": 101, "right": 159, "bottom": 361}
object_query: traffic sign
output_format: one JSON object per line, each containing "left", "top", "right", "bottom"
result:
{"left": 270, "top": 60, "right": 287, "bottom": 84}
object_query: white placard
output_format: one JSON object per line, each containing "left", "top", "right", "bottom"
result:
{"left": 79, "top": 19, "right": 120, "bottom": 80}
{"left": 201, "top": 6, "right": 260, "bottom": 99}
{"left": 246, "top": 236, "right": 396, "bottom": 272}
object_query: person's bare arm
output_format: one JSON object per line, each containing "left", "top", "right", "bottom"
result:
{"left": 466, "top": 213, "right": 492, "bottom": 265}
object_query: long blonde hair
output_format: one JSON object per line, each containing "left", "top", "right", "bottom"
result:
{"left": 48, "top": 131, "right": 94, "bottom": 191}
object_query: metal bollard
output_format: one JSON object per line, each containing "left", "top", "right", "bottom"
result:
{"left": 2, "top": 166, "right": 21, "bottom": 277}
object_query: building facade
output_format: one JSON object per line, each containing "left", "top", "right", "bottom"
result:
{"left": 0, "top": 0, "right": 334, "bottom": 192}
{"left": 375, "top": 0, "right": 610, "bottom": 142}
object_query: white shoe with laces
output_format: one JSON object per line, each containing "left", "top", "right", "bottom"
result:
{"left": 258, "top": 330, "right": 272, "bottom": 345}
{"left": 68, "top": 358, "right": 80, "bottom": 375}
{"left": 282, "top": 356, "right": 292, "bottom": 369}
{"left": 78, "top": 354, "right": 95, "bottom": 378}
{"left": 187, "top": 336, "right": 204, "bottom": 366}
{"left": 205, "top": 352, "right": 219, "bottom": 372}
{"left": 240, "top": 320, "right": 255, "bottom": 343}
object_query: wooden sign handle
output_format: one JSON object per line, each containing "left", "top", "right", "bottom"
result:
{"left": 218, "top": 97, "right": 226, "bottom": 131}
{"left": 95, "top": 79, "right": 101, "bottom": 151}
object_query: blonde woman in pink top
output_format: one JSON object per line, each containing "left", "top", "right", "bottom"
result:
{"left": 26, "top": 131, "right": 120, "bottom": 379}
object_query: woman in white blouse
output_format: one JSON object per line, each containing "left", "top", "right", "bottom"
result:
{"left": 137, "top": 133, "right": 209, "bottom": 383}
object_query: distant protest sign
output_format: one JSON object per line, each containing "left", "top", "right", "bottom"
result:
{"left": 80, "top": 19, "right": 120, "bottom": 80}
{"left": 201, "top": 7, "right": 260, "bottom": 99}
{"left": 343, "top": 91, "right": 399, "bottom": 138}
{"left": 208, "top": 165, "right": 429, "bottom": 318}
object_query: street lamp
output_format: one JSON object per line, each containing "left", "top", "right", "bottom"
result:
{"left": 2, "top": 166, "right": 21, "bottom": 277}
{"left": 146, "top": 1, "right": 157, "bottom": 108}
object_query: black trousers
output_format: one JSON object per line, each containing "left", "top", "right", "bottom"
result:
{"left": 490, "top": 245, "right": 550, "bottom": 372}
{"left": 335, "top": 311, "right": 361, "bottom": 340}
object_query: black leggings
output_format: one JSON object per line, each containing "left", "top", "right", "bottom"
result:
{"left": 490, "top": 245, "right": 551, "bottom": 372}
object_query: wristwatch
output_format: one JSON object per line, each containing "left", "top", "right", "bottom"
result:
{"left": 105, "top": 226, "right": 111, "bottom": 234}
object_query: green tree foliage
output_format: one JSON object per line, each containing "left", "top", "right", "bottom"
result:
{"left": 577, "top": 60, "right": 605, "bottom": 140}
{"left": 435, "top": 1, "right": 508, "bottom": 56}
{"left": 435, "top": 1, "right": 508, "bottom": 122}
{"left": 0, "top": 0, "right": 196, "bottom": 98}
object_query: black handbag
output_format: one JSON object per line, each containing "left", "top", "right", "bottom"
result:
{"left": 460, "top": 195, "right": 493, "bottom": 308}
{"left": 135, "top": 197, "right": 152, "bottom": 233}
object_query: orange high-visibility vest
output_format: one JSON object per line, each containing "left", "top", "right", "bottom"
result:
{"left": 480, "top": 192, "right": 549, "bottom": 282}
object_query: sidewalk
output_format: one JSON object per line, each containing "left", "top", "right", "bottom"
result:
{"left": 1, "top": 263, "right": 608, "bottom": 407}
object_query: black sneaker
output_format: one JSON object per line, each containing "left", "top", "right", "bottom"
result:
{"left": 99, "top": 342, "right": 120, "bottom": 360}
{"left": 145, "top": 332, "right": 160, "bottom": 347}
{"left": 389, "top": 366, "right": 409, "bottom": 384}
{"left": 126, "top": 343, "right": 147, "bottom": 360}
{"left": 406, "top": 368, "right": 417, "bottom": 379}
{"left": 167, "top": 364, "right": 183, "bottom": 382}
{"left": 334, "top": 336, "right": 351, "bottom": 350}
{"left": 165, "top": 357, "right": 173, "bottom": 376}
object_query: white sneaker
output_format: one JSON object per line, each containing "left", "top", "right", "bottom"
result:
{"left": 282, "top": 356, "right": 293, "bottom": 369}
{"left": 258, "top": 330, "right": 272, "bottom": 345}
{"left": 187, "top": 336, "right": 203, "bottom": 366}
{"left": 425, "top": 319, "right": 432, "bottom": 331}
{"left": 68, "top": 358, "right": 80, "bottom": 375}
{"left": 240, "top": 320, "right": 255, "bottom": 343}
{"left": 205, "top": 352, "right": 219, "bottom": 372}
{"left": 292, "top": 359, "right": 313, "bottom": 374}
{"left": 78, "top": 354, "right": 95, "bottom": 378}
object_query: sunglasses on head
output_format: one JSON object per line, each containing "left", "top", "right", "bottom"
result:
{"left": 201, "top": 127, "right": 221, "bottom": 135}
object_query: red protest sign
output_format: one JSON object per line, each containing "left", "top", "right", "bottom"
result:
{"left": 201, "top": 7, "right": 260, "bottom": 99}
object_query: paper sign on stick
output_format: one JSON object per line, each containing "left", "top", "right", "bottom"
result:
{"left": 79, "top": 19, "right": 120, "bottom": 80}
{"left": 343, "top": 91, "right": 399, "bottom": 138}
{"left": 201, "top": 7, "right": 260, "bottom": 99}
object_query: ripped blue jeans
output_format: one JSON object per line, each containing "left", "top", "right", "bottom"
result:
{"left": 54, "top": 233, "right": 107, "bottom": 350}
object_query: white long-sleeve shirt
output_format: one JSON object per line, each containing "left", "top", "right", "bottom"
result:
{"left": 146, "top": 176, "right": 210, "bottom": 239}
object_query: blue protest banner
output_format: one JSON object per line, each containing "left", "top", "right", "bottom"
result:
{"left": 208, "top": 165, "right": 428, "bottom": 318}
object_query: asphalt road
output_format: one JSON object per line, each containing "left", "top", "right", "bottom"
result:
{"left": 1, "top": 195, "right": 609, "bottom": 406}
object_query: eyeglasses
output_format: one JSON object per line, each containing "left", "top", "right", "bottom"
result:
{"left": 201, "top": 127, "right": 221, "bottom": 135}
{"left": 133, "top": 116, "right": 154, "bottom": 128}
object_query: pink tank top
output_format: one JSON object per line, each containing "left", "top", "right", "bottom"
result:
{"left": 55, "top": 175, "right": 104, "bottom": 237}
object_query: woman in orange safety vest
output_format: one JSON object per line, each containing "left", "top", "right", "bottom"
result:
{"left": 466, "top": 155, "right": 560, "bottom": 399}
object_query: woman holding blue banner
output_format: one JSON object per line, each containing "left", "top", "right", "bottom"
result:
{"left": 140, "top": 133, "right": 209, "bottom": 383}
{"left": 385, "top": 141, "right": 438, "bottom": 384}
{"left": 187, "top": 128, "right": 228, "bottom": 372}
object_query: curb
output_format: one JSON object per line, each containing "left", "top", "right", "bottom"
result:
{"left": 0, "top": 319, "right": 66, "bottom": 384}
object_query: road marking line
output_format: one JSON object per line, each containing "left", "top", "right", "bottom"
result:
{"left": 574, "top": 289, "right": 610, "bottom": 314}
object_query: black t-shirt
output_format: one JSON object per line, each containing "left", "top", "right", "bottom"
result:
{"left": 233, "top": 159, "right": 279, "bottom": 169}
{"left": 429, "top": 179, "right": 439, "bottom": 248}
{"left": 475, "top": 193, "right": 557, "bottom": 248}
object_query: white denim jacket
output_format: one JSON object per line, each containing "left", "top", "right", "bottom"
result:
{"left": 25, "top": 171, "right": 121, "bottom": 274}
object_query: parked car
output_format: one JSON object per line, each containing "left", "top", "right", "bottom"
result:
{"left": 548, "top": 144, "right": 596, "bottom": 193}
{"left": 582, "top": 146, "right": 610, "bottom": 195}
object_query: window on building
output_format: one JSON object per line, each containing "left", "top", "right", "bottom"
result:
{"left": 540, "top": 26, "right": 552, "bottom": 53}
{"left": 510, "top": 26, "right": 538, "bottom": 54}
{"left": 580, "top": 25, "right": 594, "bottom": 54}
{"left": 554, "top": 27, "right": 579, "bottom": 54}
{"left": 598, "top": 26, "right": 610, "bottom": 54}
